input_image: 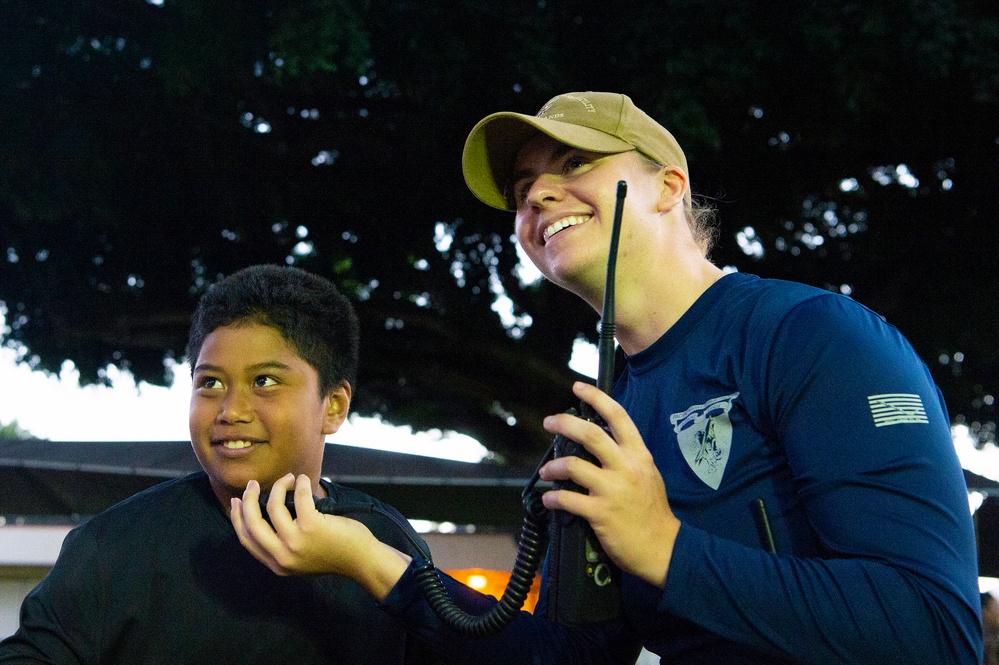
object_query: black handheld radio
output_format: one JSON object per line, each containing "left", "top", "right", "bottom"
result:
{"left": 542, "top": 180, "right": 626, "bottom": 624}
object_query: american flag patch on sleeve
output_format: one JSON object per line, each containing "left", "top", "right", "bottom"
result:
{"left": 868, "top": 393, "right": 929, "bottom": 427}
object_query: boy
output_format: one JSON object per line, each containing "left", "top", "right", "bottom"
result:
{"left": 0, "top": 264, "right": 430, "bottom": 663}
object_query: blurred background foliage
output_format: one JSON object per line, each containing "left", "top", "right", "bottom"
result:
{"left": 1, "top": 0, "right": 997, "bottom": 465}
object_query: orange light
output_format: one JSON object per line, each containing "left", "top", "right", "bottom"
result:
{"left": 445, "top": 568, "right": 541, "bottom": 613}
{"left": 466, "top": 573, "right": 489, "bottom": 590}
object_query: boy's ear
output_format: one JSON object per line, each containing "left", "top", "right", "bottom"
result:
{"left": 322, "top": 382, "right": 352, "bottom": 435}
{"left": 656, "top": 165, "right": 688, "bottom": 213}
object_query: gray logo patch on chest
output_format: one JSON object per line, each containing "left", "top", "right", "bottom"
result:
{"left": 670, "top": 393, "right": 740, "bottom": 490}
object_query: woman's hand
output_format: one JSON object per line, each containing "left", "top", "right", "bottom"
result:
{"left": 539, "top": 382, "right": 680, "bottom": 588}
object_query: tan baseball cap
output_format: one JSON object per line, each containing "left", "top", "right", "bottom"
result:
{"left": 462, "top": 91, "right": 689, "bottom": 211}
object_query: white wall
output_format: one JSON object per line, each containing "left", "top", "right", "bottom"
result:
{"left": 0, "top": 574, "right": 46, "bottom": 639}
{"left": 0, "top": 525, "right": 73, "bottom": 567}
{"left": 0, "top": 524, "right": 73, "bottom": 638}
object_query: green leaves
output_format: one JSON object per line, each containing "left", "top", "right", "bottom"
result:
{"left": 1, "top": 0, "right": 996, "bottom": 458}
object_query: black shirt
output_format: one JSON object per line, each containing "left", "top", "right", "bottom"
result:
{"left": 0, "top": 472, "right": 433, "bottom": 664}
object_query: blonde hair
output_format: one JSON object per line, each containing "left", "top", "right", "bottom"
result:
{"left": 636, "top": 152, "right": 719, "bottom": 257}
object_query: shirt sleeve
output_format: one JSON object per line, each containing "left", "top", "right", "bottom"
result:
{"left": 660, "top": 294, "right": 982, "bottom": 663}
{"left": 380, "top": 559, "right": 642, "bottom": 664}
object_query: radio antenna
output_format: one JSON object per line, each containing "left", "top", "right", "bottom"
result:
{"left": 582, "top": 180, "right": 626, "bottom": 418}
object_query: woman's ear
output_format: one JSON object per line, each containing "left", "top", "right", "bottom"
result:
{"left": 322, "top": 382, "right": 352, "bottom": 435}
{"left": 656, "top": 166, "right": 688, "bottom": 213}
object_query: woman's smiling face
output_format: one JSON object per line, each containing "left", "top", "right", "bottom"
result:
{"left": 511, "top": 134, "right": 665, "bottom": 303}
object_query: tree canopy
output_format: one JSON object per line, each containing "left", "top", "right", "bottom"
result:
{"left": 2, "top": 0, "right": 997, "bottom": 465}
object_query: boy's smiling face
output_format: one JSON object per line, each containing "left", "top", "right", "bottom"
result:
{"left": 189, "top": 321, "right": 347, "bottom": 506}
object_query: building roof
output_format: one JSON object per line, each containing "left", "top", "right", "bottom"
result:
{"left": 0, "top": 439, "right": 537, "bottom": 528}
{"left": 3, "top": 437, "right": 996, "bottom": 532}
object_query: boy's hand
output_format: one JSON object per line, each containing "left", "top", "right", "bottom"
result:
{"left": 230, "top": 473, "right": 411, "bottom": 601}
{"left": 539, "top": 382, "right": 680, "bottom": 589}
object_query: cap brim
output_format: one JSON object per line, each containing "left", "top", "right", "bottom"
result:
{"left": 462, "top": 112, "right": 634, "bottom": 211}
